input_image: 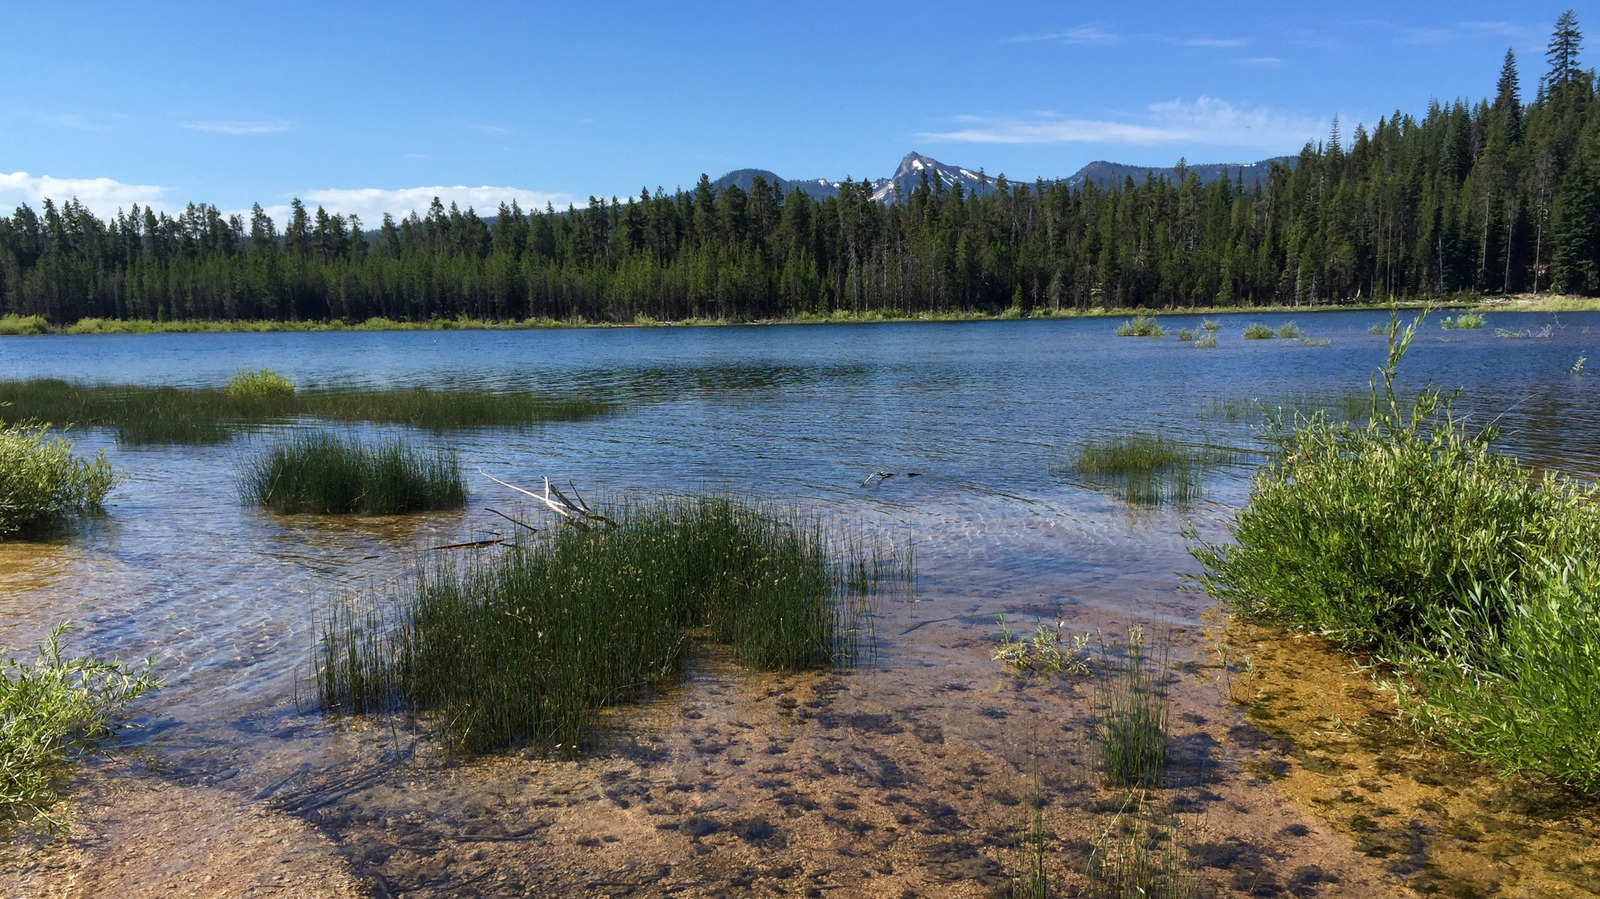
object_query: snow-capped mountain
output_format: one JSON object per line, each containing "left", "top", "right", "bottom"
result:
{"left": 711, "top": 151, "right": 1292, "bottom": 204}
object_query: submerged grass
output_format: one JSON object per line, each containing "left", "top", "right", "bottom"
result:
{"left": 0, "top": 424, "right": 119, "bottom": 538}
{"left": 1192, "top": 308, "right": 1600, "bottom": 792}
{"left": 1092, "top": 628, "right": 1171, "bottom": 789}
{"left": 1069, "top": 432, "right": 1243, "bottom": 506}
{"left": 316, "top": 494, "right": 905, "bottom": 754}
{"left": 244, "top": 434, "right": 465, "bottom": 515}
{"left": 0, "top": 623, "right": 159, "bottom": 826}
{"left": 0, "top": 378, "right": 612, "bottom": 445}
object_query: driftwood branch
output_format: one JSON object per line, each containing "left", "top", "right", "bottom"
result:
{"left": 862, "top": 471, "right": 894, "bottom": 487}
{"left": 478, "top": 469, "right": 616, "bottom": 528}
{"left": 485, "top": 507, "right": 538, "bottom": 533}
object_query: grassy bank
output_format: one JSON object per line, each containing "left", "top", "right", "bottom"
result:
{"left": 0, "top": 374, "right": 612, "bottom": 445}
{"left": 1192, "top": 310, "right": 1600, "bottom": 792}
{"left": 0, "top": 624, "right": 158, "bottom": 825}
{"left": 317, "top": 494, "right": 905, "bottom": 753}
{"left": 0, "top": 424, "right": 119, "bottom": 537}
{"left": 243, "top": 434, "right": 465, "bottom": 515}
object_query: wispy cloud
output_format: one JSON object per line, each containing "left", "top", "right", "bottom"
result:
{"left": 1180, "top": 37, "right": 1248, "bottom": 49}
{"left": 1005, "top": 24, "right": 1119, "bottom": 45}
{"left": 1232, "top": 56, "right": 1284, "bottom": 67}
{"left": 918, "top": 97, "right": 1328, "bottom": 151}
{"left": 0, "top": 171, "right": 170, "bottom": 217}
{"left": 179, "top": 118, "right": 292, "bottom": 135}
{"left": 1360, "top": 18, "right": 1546, "bottom": 48}
{"left": 253, "top": 184, "right": 581, "bottom": 225}
{"left": 477, "top": 124, "right": 511, "bottom": 136}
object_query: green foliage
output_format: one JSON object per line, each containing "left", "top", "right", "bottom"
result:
{"left": 1241, "top": 322, "right": 1276, "bottom": 340}
{"left": 1114, "top": 315, "right": 1165, "bottom": 338}
{"left": 0, "top": 379, "right": 612, "bottom": 445}
{"left": 1070, "top": 432, "right": 1240, "bottom": 505}
{"left": 225, "top": 368, "right": 294, "bottom": 399}
{"left": 0, "top": 424, "right": 119, "bottom": 537}
{"left": 1200, "top": 319, "right": 1221, "bottom": 333}
{"left": 993, "top": 615, "right": 1091, "bottom": 678}
{"left": 1369, "top": 320, "right": 1399, "bottom": 336}
{"left": 1191, "top": 309, "right": 1600, "bottom": 791}
{"left": 1174, "top": 328, "right": 1196, "bottom": 341}
{"left": 316, "top": 495, "right": 904, "bottom": 753}
{"left": 243, "top": 434, "right": 465, "bottom": 515}
{"left": 0, "top": 623, "right": 159, "bottom": 825}
{"left": 1092, "top": 628, "right": 1170, "bottom": 789}
{"left": 1276, "top": 321, "right": 1302, "bottom": 339}
{"left": 0, "top": 315, "right": 48, "bottom": 336}
{"left": 1440, "top": 313, "right": 1486, "bottom": 329}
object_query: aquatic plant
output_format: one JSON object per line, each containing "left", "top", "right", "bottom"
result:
{"left": 1069, "top": 433, "right": 1241, "bottom": 505}
{"left": 1369, "top": 320, "right": 1399, "bottom": 336}
{"left": 0, "top": 379, "right": 613, "bottom": 445}
{"left": 1241, "top": 322, "right": 1275, "bottom": 340}
{"left": 1193, "top": 333, "right": 1217, "bottom": 349}
{"left": 316, "top": 494, "right": 905, "bottom": 753}
{"left": 1574, "top": 356, "right": 1587, "bottom": 375}
{"left": 226, "top": 367, "right": 295, "bottom": 399}
{"left": 0, "top": 623, "right": 159, "bottom": 825}
{"left": 1440, "top": 313, "right": 1485, "bottom": 330}
{"left": 1191, "top": 308, "right": 1600, "bottom": 792}
{"left": 1298, "top": 336, "right": 1330, "bottom": 347}
{"left": 1114, "top": 315, "right": 1165, "bottom": 338}
{"left": 994, "top": 615, "right": 1091, "bottom": 678}
{"left": 1085, "top": 809, "right": 1196, "bottom": 899}
{"left": 1175, "top": 328, "right": 1196, "bottom": 342}
{"left": 0, "top": 423, "right": 119, "bottom": 537}
{"left": 243, "top": 434, "right": 465, "bottom": 515}
{"left": 1276, "top": 321, "right": 1303, "bottom": 339}
{"left": 1200, "top": 319, "right": 1221, "bottom": 333}
{"left": 1092, "top": 627, "right": 1170, "bottom": 789}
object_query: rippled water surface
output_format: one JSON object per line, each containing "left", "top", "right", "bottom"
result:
{"left": 2, "top": 309, "right": 1597, "bottom": 792}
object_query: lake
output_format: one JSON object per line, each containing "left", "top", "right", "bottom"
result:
{"left": 3, "top": 308, "right": 1597, "bottom": 896}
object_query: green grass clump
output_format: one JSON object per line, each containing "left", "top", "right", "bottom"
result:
{"left": 226, "top": 368, "right": 294, "bottom": 399}
{"left": 1200, "top": 319, "right": 1221, "bottom": 333}
{"left": 0, "top": 379, "right": 612, "bottom": 445}
{"left": 1092, "top": 628, "right": 1170, "bottom": 788}
{"left": 0, "top": 315, "right": 48, "bottom": 336}
{"left": 1193, "top": 333, "right": 1217, "bottom": 349}
{"left": 244, "top": 434, "right": 465, "bottom": 515}
{"left": 1241, "top": 322, "right": 1275, "bottom": 339}
{"left": 0, "top": 424, "right": 119, "bottom": 538}
{"left": 1114, "top": 315, "right": 1165, "bottom": 338}
{"left": 1070, "top": 433, "right": 1240, "bottom": 505}
{"left": 0, "top": 623, "right": 159, "bottom": 825}
{"left": 316, "top": 495, "right": 901, "bottom": 753}
{"left": 1175, "top": 328, "right": 1196, "bottom": 342}
{"left": 1277, "top": 321, "right": 1303, "bottom": 339}
{"left": 1369, "top": 320, "right": 1399, "bottom": 336}
{"left": 1440, "top": 313, "right": 1486, "bottom": 330}
{"left": 1192, "top": 310, "right": 1600, "bottom": 792}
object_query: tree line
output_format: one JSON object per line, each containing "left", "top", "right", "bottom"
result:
{"left": 2, "top": 12, "right": 1597, "bottom": 325}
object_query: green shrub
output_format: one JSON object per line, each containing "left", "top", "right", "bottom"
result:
{"left": 317, "top": 494, "right": 902, "bottom": 753}
{"left": 0, "top": 424, "right": 119, "bottom": 537}
{"left": 1440, "top": 313, "right": 1486, "bottom": 330}
{"left": 226, "top": 368, "right": 294, "bottom": 399}
{"left": 1241, "top": 322, "right": 1275, "bottom": 339}
{"left": 1114, "top": 314, "right": 1165, "bottom": 338}
{"left": 0, "top": 315, "right": 48, "bottom": 336}
{"left": 244, "top": 434, "right": 465, "bottom": 515}
{"left": 0, "top": 623, "right": 159, "bottom": 824}
{"left": 1191, "top": 309, "right": 1600, "bottom": 791}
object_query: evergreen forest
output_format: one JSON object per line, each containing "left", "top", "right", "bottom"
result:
{"left": 2, "top": 13, "right": 1597, "bottom": 326}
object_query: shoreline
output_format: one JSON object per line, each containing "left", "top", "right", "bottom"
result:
{"left": 2, "top": 293, "right": 1593, "bottom": 337}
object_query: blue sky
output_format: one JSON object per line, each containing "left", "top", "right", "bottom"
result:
{"left": 0, "top": 1, "right": 1587, "bottom": 224}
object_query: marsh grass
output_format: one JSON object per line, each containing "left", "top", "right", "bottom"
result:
{"left": 1114, "top": 315, "right": 1165, "bottom": 338}
{"left": 1193, "top": 333, "right": 1217, "bottom": 349}
{"left": 0, "top": 424, "right": 119, "bottom": 537}
{"left": 244, "top": 434, "right": 465, "bottom": 515}
{"left": 1192, "top": 307, "right": 1600, "bottom": 792}
{"left": 1069, "top": 433, "right": 1243, "bottom": 505}
{"left": 1175, "top": 328, "right": 1197, "bottom": 342}
{"left": 1369, "top": 320, "right": 1400, "bottom": 336}
{"left": 0, "top": 379, "right": 612, "bottom": 445}
{"left": 1085, "top": 808, "right": 1196, "bottom": 899}
{"left": 1200, "top": 391, "right": 1370, "bottom": 426}
{"left": 1241, "top": 322, "right": 1275, "bottom": 340}
{"left": 0, "top": 623, "right": 159, "bottom": 825}
{"left": 1440, "top": 313, "right": 1486, "bottom": 329}
{"left": 1200, "top": 319, "right": 1221, "bottom": 333}
{"left": 316, "top": 494, "right": 905, "bottom": 754}
{"left": 1092, "top": 628, "right": 1170, "bottom": 789}
{"left": 1277, "top": 321, "right": 1303, "bottom": 339}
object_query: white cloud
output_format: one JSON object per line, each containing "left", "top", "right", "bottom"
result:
{"left": 0, "top": 171, "right": 170, "bottom": 218}
{"left": 253, "top": 185, "right": 582, "bottom": 226}
{"left": 1005, "top": 24, "right": 1119, "bottom": 45}
{"left": 918, "top": 97, "right": 1328, "bottom": 151}
{"left": 1232, "top": 56, "right": 1285, "bottom": 67}
{"left": 179, "top": 119, "right": 291, "bottom": 135}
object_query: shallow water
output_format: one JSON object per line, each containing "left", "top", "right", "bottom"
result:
{"left": 3, "top": 309, "right": 1598, "bottom": 894}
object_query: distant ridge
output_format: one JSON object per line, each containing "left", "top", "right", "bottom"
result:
{"left": 713, "top": 151, "right": 1295, "bottom": 204}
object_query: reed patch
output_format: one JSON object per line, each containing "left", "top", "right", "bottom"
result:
{"left": 243, "top": 434, "right": 465, "bottom": 515}
{"left": 315, "top": 494, "right": 906, "bottom": 754}
{"left": 1067, "top": 432, "right": 1242, "bottom": 506}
